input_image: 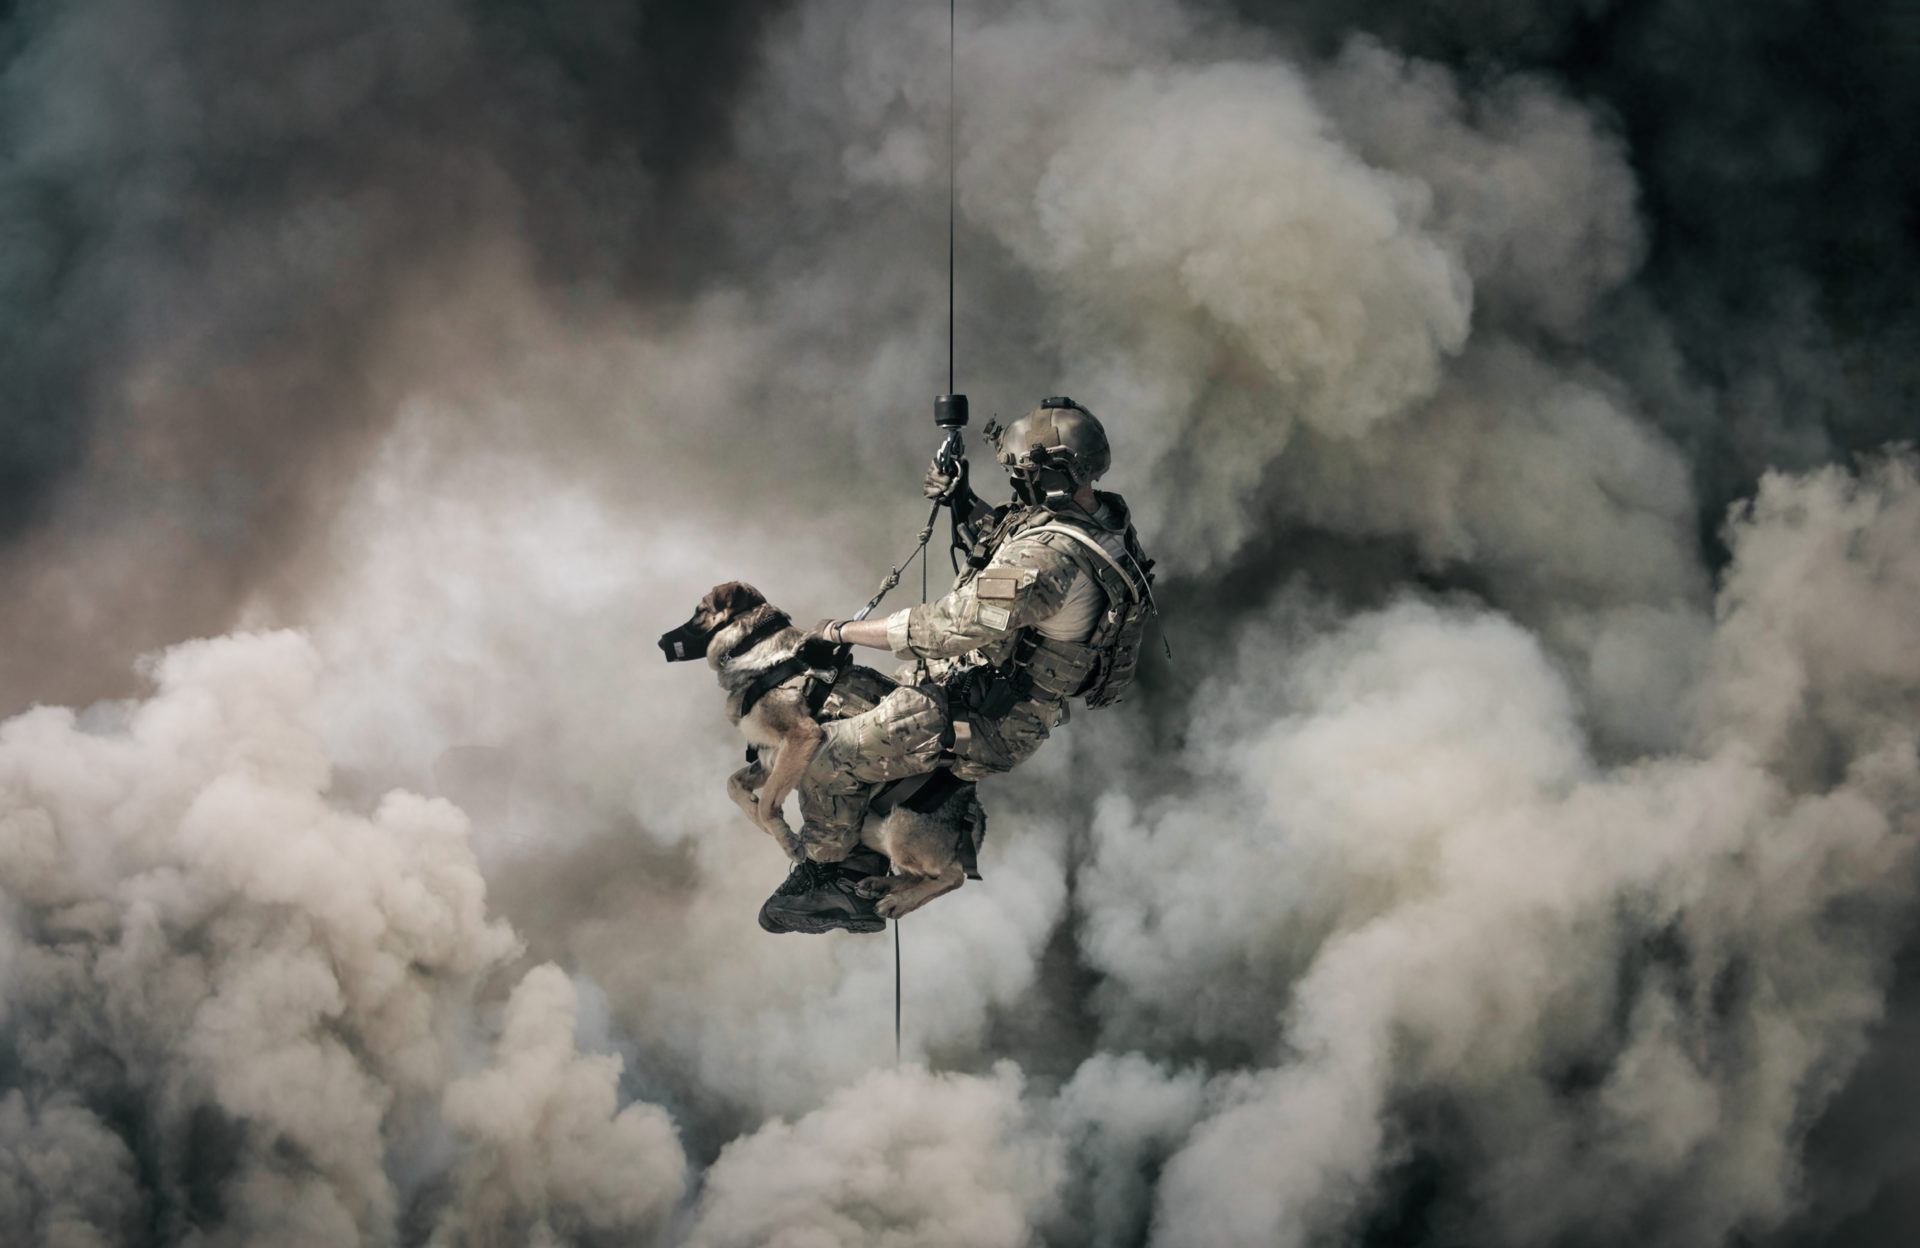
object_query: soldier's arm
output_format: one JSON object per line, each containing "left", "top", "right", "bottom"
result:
{"left": 830, "top": 618, "right": 893, "bottom": 650}
{"left": 882, "top": 538, "right": 1080, "bottom": 660}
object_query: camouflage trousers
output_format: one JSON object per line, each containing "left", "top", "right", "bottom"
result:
{"left": 793, "top": 670, "right": 1062, "bottom": 863}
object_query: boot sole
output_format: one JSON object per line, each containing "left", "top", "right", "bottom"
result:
{"left": 758, "top": 907, "right": 886, "bottom": 935}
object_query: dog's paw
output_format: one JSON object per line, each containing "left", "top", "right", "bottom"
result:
{"left": 853, "top": 875, "right": 893, "bottom": 900}
{"left": 876, "top": 893, "right": 910, "bottom": 919}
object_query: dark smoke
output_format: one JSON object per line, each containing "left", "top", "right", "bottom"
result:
{"left": 0, "top": 0, "right": 783, "bottom": 710}
{"left": 3, "top": 0, "right": 1918, "bottom": 1246}
{"left": 1234, "top": 0, "right": 1920, "bottom": 542}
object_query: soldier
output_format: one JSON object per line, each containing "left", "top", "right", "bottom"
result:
{"left": 760, "top": 397, "right": 1158, "bottom": 934}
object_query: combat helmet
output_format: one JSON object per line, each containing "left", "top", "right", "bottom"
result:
{"left": 993, "top": 397, "right": 1110, "bottom": 507}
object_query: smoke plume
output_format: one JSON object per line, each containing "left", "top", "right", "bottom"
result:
{"left": 3, "top": 0, "right": 1917, "bottom": 1245}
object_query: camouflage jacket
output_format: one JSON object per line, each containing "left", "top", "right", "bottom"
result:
{"left": 882, "top": 493, "right": 1149, "bottom": 776}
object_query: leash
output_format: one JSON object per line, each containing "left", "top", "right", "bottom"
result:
{"left": 850, "top": 507, "right": 941, "bottom": 625}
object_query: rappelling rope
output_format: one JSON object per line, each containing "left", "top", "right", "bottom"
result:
{"left": 868, "top": 0, "right": 960, "bottom": 1070}
{"left": 947, "top": 0, "right": 956, "bottom": 399}
{"left": 896, "top": 0, "right": 960, "bottom": 1070}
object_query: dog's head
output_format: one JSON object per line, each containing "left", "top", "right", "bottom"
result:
{"left": 659, "top": 581, "right": 769, "bottom": 663}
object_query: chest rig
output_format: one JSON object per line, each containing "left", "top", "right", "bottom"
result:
{"left": 946, "top": 495, "right": 1157, "bottom": 715}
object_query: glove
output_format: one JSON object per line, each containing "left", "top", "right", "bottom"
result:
{"left": 810, "top": 619, "right": 849, "bottom": 645}
{"left": 924, "top": 456, "right": 971, "bottom": 505}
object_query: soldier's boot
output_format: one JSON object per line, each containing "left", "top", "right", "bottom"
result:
{"left": 758, "top": 846, "right": 893, "bottom": 935}
{"left": 838, "top": 846, "right": 894, "bottom": 898}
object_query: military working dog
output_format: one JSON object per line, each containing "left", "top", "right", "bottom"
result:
{"left": 659, "top": 581, "right": 984, "bottom": 921}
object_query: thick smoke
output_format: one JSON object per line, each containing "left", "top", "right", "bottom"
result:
{"left": 1099, "top": 455, "right": 1920, "bottom": 1246}
{"left": 431, "top": 965, "right": 685, "bottom": 1245}
{"left": 0, "top": 0, "right": 775, "bottom": 708}
{"left": 3, "top": 0, "right": 1917, "bottom": 1245}
{"left": 687, "top": 1064, "right": 1061, "bottom": 1246}
{"left": 0, "top": 630, "right": 685, "bottom": 1243}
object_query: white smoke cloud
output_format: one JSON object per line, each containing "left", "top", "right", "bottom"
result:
{"left": 1015, "top": 61, "right": 1473, "bottom": 432}
{"left": 1314, "top": 37, "right": 1645, "bottom": 342}
{"left": 431, "top": 964, "right": 686, "bottom": 1245}
{"left": 1044, "top": 1052, "right": 1209, "bottom": 1246}
{"left": 686, "top": 1063, "right": 1061, "bottom": 1248}
{"left": 928, "top": 4, "right": 1477, "bottom": 565}
{"left": 0, "top": 629, "right": 700, "bottom": 1245}
{"left": 1116, "top": 454, "right": 1920, "bottom": 1246}
{"left": 1269, "top": 337, "right": 1713, "bottom": 751}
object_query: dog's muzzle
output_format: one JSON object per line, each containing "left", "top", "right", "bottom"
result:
{"left": 658, "top": 621, "right": 712, "bottom": 663}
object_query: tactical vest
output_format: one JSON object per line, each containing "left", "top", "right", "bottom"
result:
{"left": 1019, "top": 521, "right": 1154, "bottom": 708}
{"left": 955, "top": 497, "right": 1156, "bottom": 710}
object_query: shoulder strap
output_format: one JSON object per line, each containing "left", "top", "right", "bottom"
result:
{"left": 739, "top": 655, "right": 809, "bottom": 718}
{"left": 1022, "top": 523, "right": 1146, "bottom": 604}
{"left": 723, "top": 610, "right": 792, "bottom": 660}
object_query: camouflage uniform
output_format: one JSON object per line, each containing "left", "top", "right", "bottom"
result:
{"left": 793, "top": 496, "right": 1144, "bottom": 862}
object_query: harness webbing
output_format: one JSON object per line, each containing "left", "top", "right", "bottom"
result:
{"left": 1026, "top": 519, "right": 1172, "bottom": 661}
{"left": 1023, "top": 523, "right": 1146, "bottom": 602}
{"left": 723, "top": 612, "right": 792, "bottom": 662}
{"left": 736, "top": 656, "right": 807, "bottom": 719}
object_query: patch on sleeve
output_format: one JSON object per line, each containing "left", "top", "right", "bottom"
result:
{"left": 977, "top": 603, "right": 1013, "bottom": 631}
{"left": 976, "top": 571, "right": 1021, "bottom": 601}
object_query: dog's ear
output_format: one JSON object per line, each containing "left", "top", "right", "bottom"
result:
{"left": 707, "top": 581, "right": 767, "bottom": 618}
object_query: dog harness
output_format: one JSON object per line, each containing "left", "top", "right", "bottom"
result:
{"left": 736, "top": 636, "right": 846, "bottom": 720}
{"left": 723, "top": 611, "right": 792, "bottom": 662}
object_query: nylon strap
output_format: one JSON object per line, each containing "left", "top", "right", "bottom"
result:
{"left": 738, "top": 655, "right": 809, "bottom": 718}
{"left": 723, "top": 611, "right": 792, "bottom": 660}
{"left": 1023, "top": 523, "right": 1147, "bottom": 602}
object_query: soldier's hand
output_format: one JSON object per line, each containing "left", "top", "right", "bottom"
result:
{"left": 806, "top": 617, "right": 887, "bottom": 651}
{"left": 809, "top": 619, "right": 849, "bottom": 646}
{"left": 924, "top": 456, "right": 970, "bottom": 504}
